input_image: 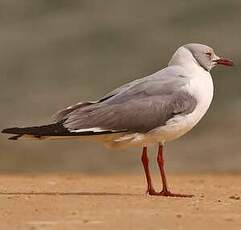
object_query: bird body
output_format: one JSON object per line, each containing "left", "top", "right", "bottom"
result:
{"left": 2, "top": 43, "right": 233, "bottom": 197}
{"left": 107, "top": 64, "right": 214, "bottom": 147}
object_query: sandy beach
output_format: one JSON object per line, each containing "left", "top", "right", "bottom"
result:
{"left": 0, "top": 173, "right": 240, "bottom": 230}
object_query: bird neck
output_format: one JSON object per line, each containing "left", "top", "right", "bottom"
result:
{"left": 168, "top": 47, "right": 208, "bottom": 73}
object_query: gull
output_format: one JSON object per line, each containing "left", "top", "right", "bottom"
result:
{"left": 2, "top": 43, "right": 233, "bottom": 197}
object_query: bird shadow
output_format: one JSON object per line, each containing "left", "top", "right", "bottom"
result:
{"left": 0, "top": 191, "right": 140, "bottom": 196}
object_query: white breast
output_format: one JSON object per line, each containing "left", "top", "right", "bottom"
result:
{"left": 148, "top": 71, "right": 214, "bottom": 144}
{"left": 187, "top": 71, "right": 214, "bottom": 125}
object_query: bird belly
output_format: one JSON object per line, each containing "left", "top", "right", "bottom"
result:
{"left": 149, "top": 112, "right": 204, "bottom": 144}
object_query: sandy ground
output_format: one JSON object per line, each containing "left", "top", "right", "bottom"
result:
{"left": 0, "top": 173, "right": 240, "bottom": 230}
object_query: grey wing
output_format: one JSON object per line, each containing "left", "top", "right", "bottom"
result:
{"left": 54, "top": 66, "right": 186, "bottom": 123}
{"left": 62, "top": 69, "right": 197, "bottom": 133}
{"left": 63, "top": 92, "right": 197, "bottom": 133}
{"left": 54, "top": 76, "right": 142, "bottom": 122}
{"left": 53, "top": 102, "right": 95, "bottom": 122}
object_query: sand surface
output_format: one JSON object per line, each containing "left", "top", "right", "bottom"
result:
{"left": 0, "top": 173, "right": 240, "bottom": 230}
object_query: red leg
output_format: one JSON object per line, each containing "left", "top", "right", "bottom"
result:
{"left": 141, "top": 146, "right": 158, "bottom": 195}
{"left": 156, "top": 144, "right": 193, "bottom": 197}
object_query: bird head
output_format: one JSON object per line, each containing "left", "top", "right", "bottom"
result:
{"left": 169, "top": 43, "right": 233, "bottom": 72}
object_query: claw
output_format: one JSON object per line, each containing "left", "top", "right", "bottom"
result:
{"left": 147, "top": 188, "right": 160, "bottom": 196}
{"left": 149, "top": 189, "right": 194, "bottom": 198}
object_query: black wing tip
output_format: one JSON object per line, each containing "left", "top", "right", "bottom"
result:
{"left": 2, "top": 128, "right": 14, "bottom": 134}
{"left": 2, "top": 128, "right": 23, "bottom": 140}
{"left": 1, "top": 129, "right": 6, "bottom": 134}
{"left": 2, "top": 127, "right": 24, "bottom": 134}
{"left": 8, "top": 134, "right": 23, "bottom": 140}
{"left": 2, "top": 124, "right": 128, "bottom": 139}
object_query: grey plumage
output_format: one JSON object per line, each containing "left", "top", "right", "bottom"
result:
{"left": 57, "top": 66, "right": 197, "bottom": 133}
{"left": 53, "top": 102, "right": 95, "bottom": 122}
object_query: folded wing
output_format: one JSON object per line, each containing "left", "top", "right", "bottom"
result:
{"left": 60, "top": 68, "right": 197, "bottom": 133}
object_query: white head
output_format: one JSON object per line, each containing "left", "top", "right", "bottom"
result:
{"left": 168, "top": 43, "right": 233, "bottom": 71}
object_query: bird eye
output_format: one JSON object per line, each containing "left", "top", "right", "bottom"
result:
{"left": 206, "top": 52, "right": 212, "bottom": 57}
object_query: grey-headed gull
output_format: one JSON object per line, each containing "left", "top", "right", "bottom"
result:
{"left": 2, "top": 43, "right": 233, "bottom": 197}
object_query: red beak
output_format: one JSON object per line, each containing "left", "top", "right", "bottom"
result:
{"left": 214, "top": 58, "right": 234, "bottom": 66}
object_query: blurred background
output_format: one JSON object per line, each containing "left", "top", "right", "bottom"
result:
{"left": 0, "top": 0, "right": 240, "bottom": 174}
